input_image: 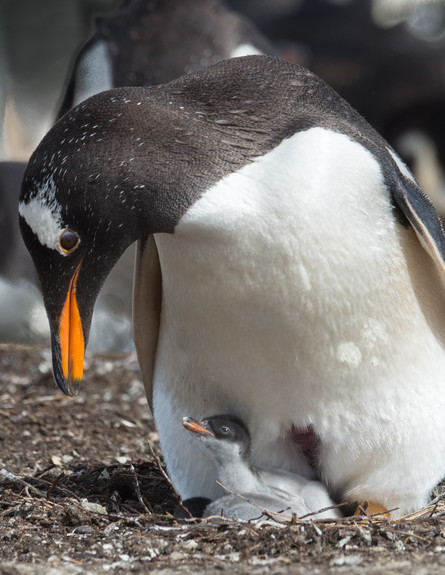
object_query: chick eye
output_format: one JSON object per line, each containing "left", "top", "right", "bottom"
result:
{"left": 220, "top": 426, "right": 230, "bottom": 434}
{"left": 59, "top": 229, "right": 80, "bottom": 253}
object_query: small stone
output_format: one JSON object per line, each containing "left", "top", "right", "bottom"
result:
{"left": 336, "top": 535, "right": 352, "bottom": 549}
{"left": 99, "top": 468, "right": 110, "bottom": 480}
{"left": 383, "top": 531, "right": 397, "bottom": 541}
{"left": 96, "top": 361, "right": 114, "bottom": 375}
{"left": 119, "top": 554, "right": 130, "bottom": 561}
{"left": 51, "top": 455, "right": 62, "bottom": 466}
{"left": 80, "top": 500, "right": 107, "bottom": 515}
{"left": 169, "top": 551, "right": 185, "bottom": 562}
{"left": 359, "top": 527, "right": 372, "bottom": 545}
{"left": 38, "top": 361, "right": 50, "bottom": 374}
{"left": 73, "top": 525, "right": 94, "bottom": 534}
{"left": 330, "top": 555, "right": 361, "bottom": 567}
{"left": 117, "top": 419, "right": 137, "bottom": 428}
{"left": 184, "top": 540, "right": 197, "bottom": 552}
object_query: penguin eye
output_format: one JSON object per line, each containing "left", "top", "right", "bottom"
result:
{"left": 59, "top": 229, "right": 80, "bottom": 254}
{"left": 220, "top": 425, "right": 230, "bottom": 435}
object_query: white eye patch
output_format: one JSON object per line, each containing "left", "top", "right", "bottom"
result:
{"left": 19, "top": 176, "right": 68, "bottom": 256}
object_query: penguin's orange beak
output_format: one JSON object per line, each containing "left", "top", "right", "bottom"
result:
{"left": 182, "top": 417, "right": 215, "bottom": 437}
{"left": 56, "top": 264, "right": 85, "bottom": 395}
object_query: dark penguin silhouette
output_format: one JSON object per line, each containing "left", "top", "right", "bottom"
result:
{"left": 0, "top": 162, "right": 31, "bottom": 280}
{"left": 0, "top": 161, "right": 49, "bottom": 344}
{"left": 58, "top": 0, "right": 276, "bottom": 118}
{"left": 19, "top": 55, "right": 445, "bottom": 518}
{"left": 182, "top": 415, "right": 340, "bottom": 520}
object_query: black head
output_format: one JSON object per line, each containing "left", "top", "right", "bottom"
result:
{"left": 202, "top": 414, "right": 251, "bottom": 444}
{"left": 183, "top": 414, "right": 251, "bottom": 452}
{"left": 18, "top": 87, "right": 179, "bottom": 394}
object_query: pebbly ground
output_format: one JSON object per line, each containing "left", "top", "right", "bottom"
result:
{"left": 1, "top": 344, "right": 445, "bottom": 574}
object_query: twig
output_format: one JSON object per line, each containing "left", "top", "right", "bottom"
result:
{"left": 30, "top": 473, "right": 81, "bottom": 501}
{"left": 106, "top": 511, "right": 145, "bottom": 527}
{"left": 398, "top": 531, "right": 432, "bottom": 545}
{"left": 0, "top": 468, "right": 45, "bottom": 498}
{"left": 46, "top": 472, "right": 66, "bottom": 501}
{"left": 428, "top": 503, "right": 438, "bottom": 519}
{"left": 34, "top": 465, "right": 57, "bottom": 479}
{"left": 146, "top": 440, "right": 194, "bottom": 520}
{"left": 428, "top": 492, "right": 445, "bottom": 506}
{"left": 1, "top": 468, "right": 83, "bottom": 502}
{"left": 355, "top": 506, "right": 399, "bottom": 520}
{"left": 299, "top": 502, "right": 348, "bottom": 521}
{"left": 129, "top": 464, "right": 151, "bottom": 514}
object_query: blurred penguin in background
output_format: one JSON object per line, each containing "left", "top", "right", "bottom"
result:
{"left": 0, "top": 161, "right": 48, "bottom": 344}
{"left": 57, "top": 0, "right": 277, "bottom": 117}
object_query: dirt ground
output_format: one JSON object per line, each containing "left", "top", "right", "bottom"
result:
{"left": 1, "top": 344, "right": 445, "bottom": 574}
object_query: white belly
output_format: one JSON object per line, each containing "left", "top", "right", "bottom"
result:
{"left": 146, "top": 129, "right": 445, "bottom": 515}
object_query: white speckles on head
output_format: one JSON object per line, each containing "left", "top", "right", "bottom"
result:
{"left": 19, "top": 176, "right": 69, "bottom": 255}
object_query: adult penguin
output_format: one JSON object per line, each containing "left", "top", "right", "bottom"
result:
{"left": 19, "top": 56, "right": 445, "bottom": 518}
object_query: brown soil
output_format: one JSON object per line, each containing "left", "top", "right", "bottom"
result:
{"left": 1, "top": 344, "right": 445, "bottom": 574}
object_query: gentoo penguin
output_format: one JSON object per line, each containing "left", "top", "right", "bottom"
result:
{"left": 58, "top": 0, "right": 276, "bottom": 117}
{"left": 182, "top": 415, "right": 340, "bottom": 520}
{"left": 19, "top": 55, "right": 445, "bottom": 518}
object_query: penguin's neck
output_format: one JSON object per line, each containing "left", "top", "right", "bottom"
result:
{"left": 214, "top": 451, "right": 270, "bottom": 496}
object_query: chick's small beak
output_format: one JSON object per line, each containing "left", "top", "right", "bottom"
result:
{"left": 54, "top": 264, "right": 85, "bottom": 396}
{"left": 182, "top": 417, "right": 215, "bottom": 436}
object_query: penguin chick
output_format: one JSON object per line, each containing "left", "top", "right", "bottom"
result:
{"left": 183, "top": 415, "right": 340, "bottom": 520}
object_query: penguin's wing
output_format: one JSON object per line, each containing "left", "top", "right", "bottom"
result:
{"left": 392, "top": 172, "right": 445, "bottom": 281}
{"left": 133, "top": 235, "right": 162, "bottom": 412}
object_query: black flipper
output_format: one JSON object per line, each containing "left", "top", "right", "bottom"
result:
{"left": 392, "top": 171, "right": 445, "bottom": 279}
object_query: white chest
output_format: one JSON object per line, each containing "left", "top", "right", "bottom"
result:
{"left": 147, "top": 128, "right": 445, "bottom": 502}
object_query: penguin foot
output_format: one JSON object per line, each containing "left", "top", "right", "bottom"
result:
{"left": 354, "top": 501, "right": 390, "bottom": 518}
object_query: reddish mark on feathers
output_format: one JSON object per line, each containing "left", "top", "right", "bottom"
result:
{"left": 290, "top": 424, "right": 320, "bottom": 473}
